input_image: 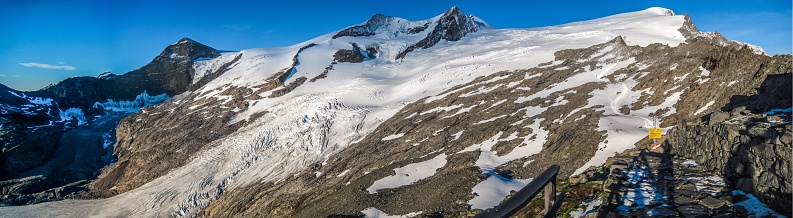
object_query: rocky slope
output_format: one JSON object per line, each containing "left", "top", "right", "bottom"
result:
{"left": 0, "top": 7, "right": 790, "bottom": 218}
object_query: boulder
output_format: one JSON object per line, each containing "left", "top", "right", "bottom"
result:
{"left": 709, "top": 111, "right": 730, "bottom": 124}
{"left": 730, "top": 106, "right": 748, "bottom": 116}
{"left": 699, "top": 196, "right": 726, "bottom": 209}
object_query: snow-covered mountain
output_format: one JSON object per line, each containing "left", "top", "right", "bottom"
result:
{"left": 1, "top": 6, "right": 790, "bottom": 217}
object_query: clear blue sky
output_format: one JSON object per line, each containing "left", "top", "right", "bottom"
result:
{"left": 1, "top": 0, "right": 790, "bottom": 91}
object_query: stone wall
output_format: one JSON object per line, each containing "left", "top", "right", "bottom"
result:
{"left": 664, "top": 114, "right": 792, "bottom": 215}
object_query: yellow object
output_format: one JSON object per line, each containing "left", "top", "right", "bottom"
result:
{"left": 649, "top": 128, "right": 662, "bottom": 139}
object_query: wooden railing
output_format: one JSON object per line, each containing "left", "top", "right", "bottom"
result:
{"left": 473, "top": 164, "right": 564, "bottom": 218}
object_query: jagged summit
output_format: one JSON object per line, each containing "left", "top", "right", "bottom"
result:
{"left": 395, "top": 6, "right": 481, "bottom": 59}
{"left": 332, "top": 14, "right": 397, "bottom": 39}
{"left": 333, "top": 6, "right": 484, "bottom": 41}
{"left": 175, "top": 37, "right": 198, "bottom": 44}
{"left": 160, "top": 37, "right": 220, "bottom": 61}
{"left": 435, "top": 6, "right": 481, "bottom": 41}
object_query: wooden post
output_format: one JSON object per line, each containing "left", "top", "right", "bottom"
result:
{"left": 543, "top": 175, "right": 556, "bottom": 215}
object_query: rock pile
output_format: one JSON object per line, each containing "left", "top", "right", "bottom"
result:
{"left": 664, "top": 73, "right": 791, "bottom": 216}
{"left": 593, "top": 149, "right": 780, "bottom": 217}
{"left": 665, "top": 112, "right": 792, "bottom": 216}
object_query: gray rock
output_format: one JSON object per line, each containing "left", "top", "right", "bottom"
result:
{"left": 699, "top": 196, "right": 726, "bottom": 209}
{"left": 730, "top": 106, "right": 747, "bottom": 117}
{"left": 678, "top": 204, "right": 709, "bottom": 216}
{"left": 710, "top": 111, "right": 730, "bottom": 124}
{"left": 749, "top": 124, "right": 775, "bottom": 139}
{"left": 780, "top": 129, "right": 792, "bottom": 145}
{"left": 758, "top": 171, "right": 780, "bottom": 188}
{"left": 675, "top": 195, "right": 695, "bottom": 204}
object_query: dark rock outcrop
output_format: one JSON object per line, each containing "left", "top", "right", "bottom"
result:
{"left": 396, "top": 6, "right": 481, "bottom": 60}
{"left": 723, "top": 73, "right": 792, "bottom": 113}
{"left": 333, "top": 43, "right": 376, "bottom": 63}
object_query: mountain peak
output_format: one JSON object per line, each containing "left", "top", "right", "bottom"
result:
{"left": 643, "top": 7, "right": 675, "bottom": 16}
{"left": 332, "top": 14, "right": 396, "bottom": 39}
{"left": 160, "top": 37, "right": 220, "bottom": 61}
{"left": 435, "top": 6, "right": 480, "bottom": 41}
{"left": 176, "top": 37, "right": 197, "bottom": 44}
{"left": 396, "top": 6, "right": 481, "bottom": 59}
{"left": 443, "top": 6, "right": 463, "bottom": 16}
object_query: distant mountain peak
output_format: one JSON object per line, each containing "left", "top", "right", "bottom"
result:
{"left": 161, "top": 37, "right": 220, "bottom": 61}
{"left": 396, "top": 6, "right": 481, "bottom": 59}
{"left": 435, "top": 6, "right": 480, "bottom": 41}
{"left": 442, "top": 6, "right": 463, "bottom": 17}
{"left": 644, "top": 7, "right": 675, "bottom": 16}
{"left": 176, "top": 37, "right": 197, "bottom": 44}
{"left": 332, "top": 14, "right": 397, "bottom": 39}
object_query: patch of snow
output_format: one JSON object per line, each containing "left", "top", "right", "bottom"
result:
{"left": 420, "top": 104, "right": 464, "bottom": 115}
{"left": 695, "top": 66, "right": 711, "bottom": 84}
{"left": 59, "top": 108, "right": 87, "bottom": 126}
{"left": 475, "top": 115, "right": 507, "bottom": 125}
{"left": 690, "top": 175, "right": 726, "bottom": 192}
{"left": 7, "top": 91, "right": 54, "bottom": 106}
{"left": 27, "top": 97, "right": 53, "bottom": 106}
{"left": 733, "top": 190, "right": 785, "bottom": 217}
{"left": 681, "top": 159, "right": 698, "bottom": 167}
{"left": 361, "top": 207, "right": 423, "bottom": 218}
{"left": 459, "top": 84, "right": 503, "bottom": 97}
{"left": 694, "top": 100, "right": 715, "bottom": 115}
{"left": 468, "top": 171, "right": 531, "bottom": 210}
{"left": 366, "top": 153, "right": 447, "bottom": 193}
{"left": 673, "top": 72, "right": 690, "bottom": 82}
{"left": 698, "top": 66, "right": 710, "bottom": 77}
{"left": 451, "top": 131, "right": 464, "bottom": 141}
{"left": 382, "top": 133, "right": 406, "bottom": 141}
{"left": 444, "top": 104, "right": 476, "bottom": 118}
{"left": 337, "top": 169, "right": 351, "bottom": 177}
{"left": 93, "top": 91, "right": 170, "bottom": 112}
{"left": 101, "top": 131, "right": 114, "bottom": 149}
{"left": 727, "top": 80, "right": 739, "bottom": 86}
{"left": 569, "top": 199, "right": 602, "bottom": 218}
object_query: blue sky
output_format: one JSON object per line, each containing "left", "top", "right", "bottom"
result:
{"left": 1, "top": 0, "right": 790, "bottom": 91}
